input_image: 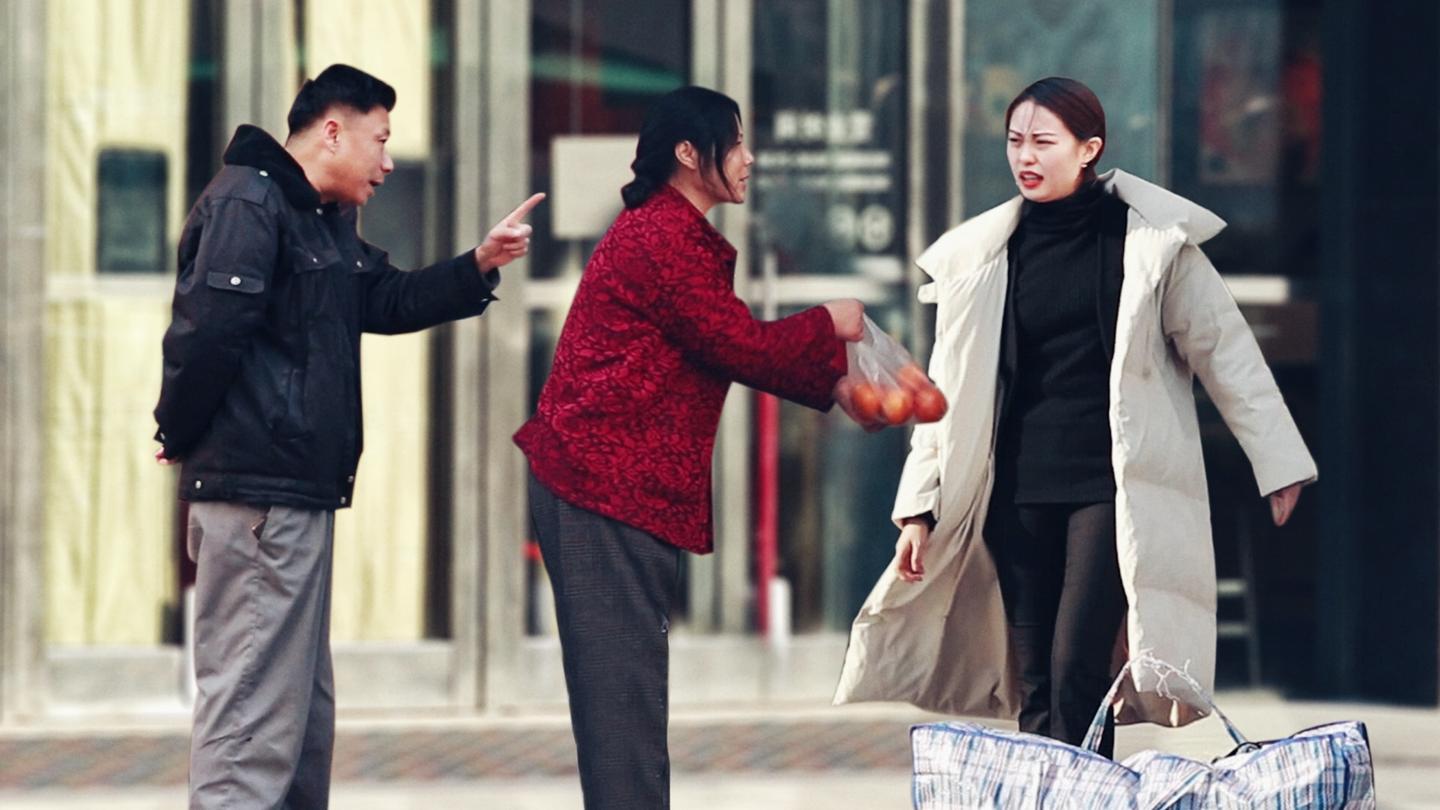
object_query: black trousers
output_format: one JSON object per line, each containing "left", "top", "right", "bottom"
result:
{"left": 529, "top": 474, "right": 681, "bottom": 810}
{"left": 984, "top": 499, "right": 1128, "bottom": 758}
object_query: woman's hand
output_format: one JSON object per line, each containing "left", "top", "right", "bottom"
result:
{"left": 1268, "top": 482, "right": 1304, "bottom": 526}
{"left": 823, "top": 299, "right": 865, "bottom": 342}
{"left": 894, "top": 517, "right": 932, "bottom": 582}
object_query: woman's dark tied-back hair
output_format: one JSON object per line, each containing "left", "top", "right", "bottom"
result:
{"left": 287, "top": 64, "right": 397, "bottom": 137}
{"left": 1005, "top": 77, "right": 1107, "bottom": 183}
{"left": 621, "top": 86, "right": 742, "bottom": 209}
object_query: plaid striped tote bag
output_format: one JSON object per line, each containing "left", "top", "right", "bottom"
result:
{"left": 911, "top": 655, "right": 1376, "bottom": 809}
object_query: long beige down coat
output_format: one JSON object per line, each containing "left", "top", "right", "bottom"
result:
{"left": 834, "top": 170, "right": 1317, "bottom": 727}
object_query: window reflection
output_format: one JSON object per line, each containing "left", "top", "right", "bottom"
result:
{"left": 1170, "top": 0, "right": 1324, "bottom": 689}
{"left": 753, "top": 0, "right": 907, "bottom": 277}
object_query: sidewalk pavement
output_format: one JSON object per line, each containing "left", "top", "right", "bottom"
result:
{"left": 1, "top": 695, "right": 1436, "bottom": 808}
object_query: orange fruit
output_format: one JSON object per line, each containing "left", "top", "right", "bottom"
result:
{"left": 914, "top": 387, "right": 948, "bottom": 423}
{"left": 880, "top": 388, "right": 914, "bottom": 425}
{"left": 851, "top": 382, "right": 882, "bottom": 422}
{"left": 896, "top": 363, "right": 930, "bottom": 392}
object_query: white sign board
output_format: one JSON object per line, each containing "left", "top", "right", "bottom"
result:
{"left": 550, "top": 135, "right": 637, "bottom": 240}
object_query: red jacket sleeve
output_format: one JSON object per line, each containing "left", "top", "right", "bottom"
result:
{"left": 640, "top": 231, "right": 844, "bottom": 411}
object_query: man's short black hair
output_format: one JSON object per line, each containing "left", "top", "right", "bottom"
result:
{"left": 286, "top": 64, "right": 396, "bottom": 136}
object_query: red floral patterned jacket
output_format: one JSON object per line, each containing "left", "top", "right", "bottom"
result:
{"left": 514, "top": 185, "right": 847, "bottom": 553}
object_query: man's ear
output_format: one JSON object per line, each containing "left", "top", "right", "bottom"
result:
{"left": 674, "top": 140, "right": 699, "bottom": 171}
{"left": 322, "top": 117, "right": 342, "bottom": 153}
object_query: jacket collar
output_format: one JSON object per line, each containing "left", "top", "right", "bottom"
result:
{"left": 1099, "top": 169, "right": 1226, "bottom": 244}
{"left": 917, "top": 169, "right": 1226, "bottom": 282}
{"left": 649, "top": 184, "right": 737, "bottom": 262}
{"left": 916, "top": 197, "right": 1023, "bottom": 280}
{"left": 222, "top": 125, "right": 324, "bottom": 210}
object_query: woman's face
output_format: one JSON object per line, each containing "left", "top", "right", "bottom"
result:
{"left": 1006, "top": 100, "right": 1102, "bottom": 202}
{"left": 703, "top": 124, "right": 754, "bottom": 205}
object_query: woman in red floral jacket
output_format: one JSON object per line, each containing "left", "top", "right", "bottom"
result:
{"left": 514, "top": 86, "right": 864, "bottom": 809}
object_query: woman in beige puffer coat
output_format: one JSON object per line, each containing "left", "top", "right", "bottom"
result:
{"left": 835, "top": 77, "right": 1316, "bottom": 754}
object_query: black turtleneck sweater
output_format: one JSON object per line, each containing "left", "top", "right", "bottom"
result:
{"left": 996, "top": 181, "right": 1128, "bottom": 504}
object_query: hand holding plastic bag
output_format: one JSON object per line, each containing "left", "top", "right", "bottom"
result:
{"left": 836, "top": 315, "right": 947, "bottom": 429}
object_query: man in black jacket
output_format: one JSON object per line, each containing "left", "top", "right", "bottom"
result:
{"left": 153, "top": 64, "right": 541, "bottom": 809}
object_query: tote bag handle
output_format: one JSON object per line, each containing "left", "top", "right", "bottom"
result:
{"left": 1079, "top": 654, "right": 1252, "bottom": 753}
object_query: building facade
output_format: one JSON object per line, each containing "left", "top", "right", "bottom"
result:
{"left": 1, "top": 0, "right": 1435, "bottom": 723}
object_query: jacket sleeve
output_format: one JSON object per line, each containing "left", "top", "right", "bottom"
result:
{"left": 891, "top": 285, "right": 946, "bottom": 526}
{"left": 642, "top": 236, "right": 845, "bottom": 411}
{"left": 1162, "top": 244, "right": 1318, "bottom": 495}
{"left": 153, "top": 197, "right": 278, "bottom": 459}
{"left": 359, "top": 243, "right": 499, "bottom": 335}
{"left": 892, "top": 428, "right": 942, "bottom": 528}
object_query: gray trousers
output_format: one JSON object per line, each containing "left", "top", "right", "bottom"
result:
{"left": 529, "top": 474, "right": 681, "bottom": 810}
{"left": 187, "top": 501, "right": 336, "bottom": 810}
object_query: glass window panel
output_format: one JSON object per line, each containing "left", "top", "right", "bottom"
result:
{"left": 961, "top": 2, "right": 1160, "bottom": 215}
{"left": 42, "top": 0, "right": 192, "bottom": 647}
{"left": 751, "top": 2, "right": 914, "bottom": 634}
{"left": 298, "top": 0, "right": 451, "bottom": 642}
{"left": 1170, "top": 0, "right": 1322, "bottom": 279}
{"left": 96, "top": 149, "right": 169, "bottom": 275}
{"left": 776, "top": 301, "right": 909, "bottom": 633}
{"left": 1169, "top": 0, "right": 1324, "bottom": 689}
{"left": 529, "top": 0, "right": 689, "bottom": 280}
{"left": 524, "top": 1, "right": 691, "bottom": 636}
{"left": 752, "top": 0, "right": 908, "bottom": 277}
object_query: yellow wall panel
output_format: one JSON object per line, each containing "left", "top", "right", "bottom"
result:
{"left": 305, "top": 0, "right": 431, "bottom": 159}
{"left": 44, "top": 297, "right": 177, "bottom": 645}
{"left": 45, "top": 0, "right": 189, "bottom": 278}
{"left": 307, "top": 0, "right": 436, "bottom": 641}
{"left": 332, "top": 332, "right": 431, "bottom": 642}
{"left": 42, "top": 0, "right": 187, "bottom": 644}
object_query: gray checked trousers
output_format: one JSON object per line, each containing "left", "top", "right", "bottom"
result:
{"left": 186, "top": 501, "right": 336, "bottom": 810}
{"left": 529, "top": 473, "right": 682, "bottom": 810}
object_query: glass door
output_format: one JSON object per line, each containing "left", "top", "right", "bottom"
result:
{"left": 518, "top": 0, "right": 929, "bottom": 707}
{"left": 520, "top": 0, "right": 695, "bottom": 705}
{"left": 38, "top": 0, "right": 207, "bottom": 713}
{"left": 749, "top": 0, "right": 912, "bottom": 643}
{"left": 289, "top": 0, "right": 460, "bottom": 708}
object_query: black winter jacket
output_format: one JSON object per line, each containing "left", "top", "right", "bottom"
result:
{"left": 154, "top": 125, "right": 498, "bottom": 510}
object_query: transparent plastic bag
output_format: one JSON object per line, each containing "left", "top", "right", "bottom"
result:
{"left": 842, "top": 315, "right": 947, "bottom": 427}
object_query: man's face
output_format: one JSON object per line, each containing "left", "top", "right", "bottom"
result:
{"left": 328, "top": 106, "right": 394, "bottom": 206}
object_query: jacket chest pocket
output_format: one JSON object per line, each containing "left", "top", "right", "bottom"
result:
{"left": 285, "top": 242, "right": 356, "bottom": 306}
{"left": 283, "top": 242, "right": 360, "bottom": 349}
{"left": 290, "top": 242, "right": 346, "bottom": 275}
{"left": 349, "top": 251, "right": 381, "bottom": 277}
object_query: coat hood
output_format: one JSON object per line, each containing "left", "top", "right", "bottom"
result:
{"left": 222, "top": 125, "right": 323, "bottom": 210}
{"left": 915, "top": 169, "right": 1226, "bottom": 292}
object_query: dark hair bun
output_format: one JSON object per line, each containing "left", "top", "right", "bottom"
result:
{"left": 621, "top": 176, "right": 656, "bottom": 209}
